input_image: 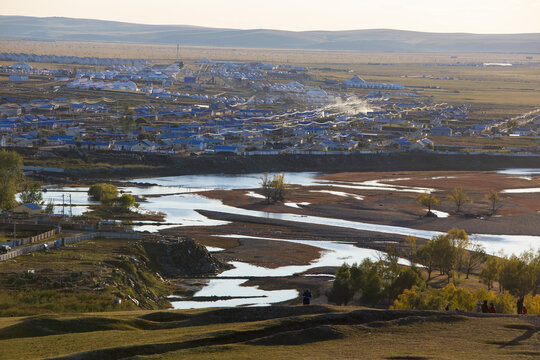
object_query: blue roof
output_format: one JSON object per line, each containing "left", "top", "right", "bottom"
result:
{"left": 23, "top": 203, "right": 42, "bottom": 210}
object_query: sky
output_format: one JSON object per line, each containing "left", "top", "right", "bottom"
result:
{"left": 2, "top": 0, "right": 540, "bottom": 33}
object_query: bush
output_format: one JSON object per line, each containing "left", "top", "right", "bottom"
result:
{"left": 392, "top": 283, "right": 534, "bottom": 314}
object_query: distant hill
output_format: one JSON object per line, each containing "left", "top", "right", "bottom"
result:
{"left": 1, "top": 16, "right": 539, "bottom": 53}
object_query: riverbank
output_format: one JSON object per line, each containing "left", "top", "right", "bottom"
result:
{"left": 28, "top": 151, "right": 540, "bottom": 182}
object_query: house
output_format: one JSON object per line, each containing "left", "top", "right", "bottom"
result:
{"left": 9, "top": 75, "right": 28, "bottom": 82}
{"left": 12, "top": 203, "right": 42, "bottom": 216}
{"left": 431, "top": 126, "right": 452, "bottom": 137}
{"left": 215, "top": 145, "right": 242, "bottom": 154}
{"left": 132, "top": 140, "right": 159, "bottom": 152}
{"left": 113, "top": 141, "right": 137, "bottom": 151}
{"left": 390, "top": 137, "right": 412, "bottom": 148}
{"left": 411, "top": 138, "right": 434, "bottom": 150}
{"left": 0, "top": 104, "right": 22, "bottom": 117}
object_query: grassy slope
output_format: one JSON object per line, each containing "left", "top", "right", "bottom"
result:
{"left": 0, "top": 306, "right": 536, "bottom": 359}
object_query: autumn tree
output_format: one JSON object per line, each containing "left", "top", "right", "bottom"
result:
{"left": 416, "top": 192, "right": 440, "bottom": 215}
{"left": 462, "top": 242, "right": 487, "bottom": 279}
{"left": 447, "top": 187, "right": 473, "bottom": 213}
{"left": 431, "top": 228, "right": 470, "bottom": 283}
{"left": 485, "top": 190, "right": 501, "bottom": 215}
{"left": 260, "top": 172, "right": 288, "bottom": 203}
{"left": 416, "top": 241, "right": 436, "bottom": 281}
{"left": 480, "top": 256, "right": 501, "bottom": 291}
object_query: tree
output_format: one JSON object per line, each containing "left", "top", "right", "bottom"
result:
{"left": 462, "top": 242, "right": 487, "bottom": 279}
{"left": 403, "top": 235, "right": 418, "bottom": 262}
{"left": 88, "top": 184, "right": 119, "bottom": 205}
{"left": 260, "top": 172, "right": 288, "bottom": 204}
{"left": 0, "top": 150, "right": 23, "bottom": 211}
{"left": 388, "top": 267, "right": 425, "bottom": 301}
{"left": 115, "top": 194, "right": 139, "bottom": 211}
{"left": 447, "top": 187, "right": 473, "bottom": 213}
{"left": 416, "top": 241, "right": 436, "bottom": 281}
{"left": 44, "top": 200, "right": 55, "bottom": 215}
{"left": 498, "top": 251, "right": 538, "bottom": 297}
{"left": 480, "top": 256, "right": 501, "bottom": 291}
{"left": 327, "top": 264, "right": 355, "bottom": 305}
{"left": 260, "top": 173, "right": 272, "bottom": 204}
{"left": 431, "top": 228, "right": 470, "bottom": 283}
{"left": 19, "top": 182, "right": 44, "bottom": 206}
{"left": 485, "top": 190, "right": 500, "bottom": 215}
{"left": 416, "top": 192, "right": 440, "bottom": 215}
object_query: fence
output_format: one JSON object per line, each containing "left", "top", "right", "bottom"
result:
{"left": 0, "top": 228, "right": 57, "bottom": 248}
{"left": 0, "top": 231, "right": 140, "bottom": 262}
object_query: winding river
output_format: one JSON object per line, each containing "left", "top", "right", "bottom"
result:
{"left": 44, "top": 170, "right": 540, "bottom": 308}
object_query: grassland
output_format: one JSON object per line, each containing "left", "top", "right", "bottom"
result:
{"left": 0, "top": 237, "right": 170, "bottom": 316}
{"left": 0, "top": 306, "right": 537, "bottom": 359}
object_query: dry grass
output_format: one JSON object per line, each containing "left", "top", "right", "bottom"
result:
{"left": 0, "top": 306, "right": 536, "bottom": 360}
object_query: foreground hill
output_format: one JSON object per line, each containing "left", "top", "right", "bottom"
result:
{"left": 0, "top": 306, "right": 537, "bottom": 359}
{"left": 1, "top": 16, "right": 539, "bottom": 53}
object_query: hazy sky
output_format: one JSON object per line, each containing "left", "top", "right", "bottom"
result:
{"left": 2, "top": 0, "right": 539, "bottom": 33}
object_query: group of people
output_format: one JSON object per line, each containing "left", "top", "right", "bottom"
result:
{"left": 476, "top": 300, "right": 497, "bottom": 313}
{"left": 474, "top": 298, "right": 528, "bottom": 314}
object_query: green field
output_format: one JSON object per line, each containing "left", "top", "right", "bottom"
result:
{"left": 0, "top": 306, "right": 537, "bottom": 359}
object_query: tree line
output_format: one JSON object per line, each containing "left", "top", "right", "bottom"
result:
{"left": 416, "top": 187, "right": 500, "bottom": 216}
{"left": 327, "top": 228, "right": 540, "bottom": 313}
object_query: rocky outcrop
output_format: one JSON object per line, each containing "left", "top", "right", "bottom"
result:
{"left": 142, "top": 237, "right": 231, "bottom": 277}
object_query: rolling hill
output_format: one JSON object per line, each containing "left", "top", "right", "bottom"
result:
{"left": 0, "top": 15, "right": 539, "bottom": 53}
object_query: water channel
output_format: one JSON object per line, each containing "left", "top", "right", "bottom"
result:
{"left": 44, "top": 170, "right": 540, "bottom": 308}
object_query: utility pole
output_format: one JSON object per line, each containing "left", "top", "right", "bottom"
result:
{"left": 13, "top": 221, "right": 16, "bottom": 248}
{"left": 69, "top": 194, "right": 72, "bottom": 222}
{"left": 62, "top": 194, "right": 65, "bottom": 217}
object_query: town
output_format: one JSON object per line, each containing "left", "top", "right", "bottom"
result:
{"left": 2, "top": 52, "right": 538, "bottom": 165}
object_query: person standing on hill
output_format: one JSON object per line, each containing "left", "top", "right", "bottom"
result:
{"left": 476, "top": 300, "right": 482, "bottom": 313}
{"left": 517, "top": 297, "right": 524, "bottom": 314}
{"left": 481, "top": 300, "right": 489, "bottom": 313}
{"left": 302, "top": 289, "right": 312, "bottom": 305}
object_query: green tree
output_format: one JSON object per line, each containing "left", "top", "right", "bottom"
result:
{"left": 499, "top": 252, "right": 538, "bottom": 297}
{"left": 44, "top": 200, "right": 55, "bottom": 215}
{"left": 485, "top": 190, "right": 500, "bottom": 215}
{"left": 416, "top": 192, "right": 440, "bottom": 215}
{"left": 447, "top": 187, "right": 473, "bottom": 213}
{"left": 0, "top": 150, "right": 23, "bottom": 211}
{"left": 388, "top": 267, "right": 425, "bottom": 301}
{"left": 327, "top": 264, "right": 355, "bottom": 305}
{"left": 114, "top": 194, "right": 139, "bottom": 211}
{"left": 88, "top": 184, "right": 119, "bottom": 205}
{"left": 19, "top": 182, "right": 44, "bottom": 206}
